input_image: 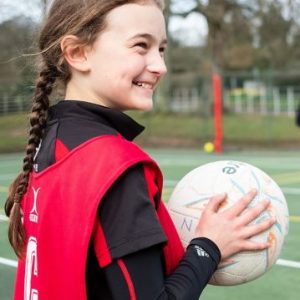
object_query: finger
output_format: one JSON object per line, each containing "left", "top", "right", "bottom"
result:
{"left": 240, "top": 239, "right": 270, "bottom": 252}
{"left": 240, "top": 217, "right": 276, "bottom": 239}
{"left": 226, "top": 189, "right": 257, "bottom": 218}
{"left": 238, "top": 199, "right": 271, "bottom": 226}
{"left": 206, "top": 193, "right": 227, "bottom": 213}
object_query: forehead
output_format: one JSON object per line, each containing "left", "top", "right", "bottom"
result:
{"left": 104, "top": 3, "right": 166, "bottom": 41}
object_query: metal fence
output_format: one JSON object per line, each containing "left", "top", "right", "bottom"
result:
{"left": 0, "top": 85, "right": 299, "bottom": 116}
{"left": 167, "top": 85, "right": 300, "bottom": 115}
{"left": 0, "top": 94, "right": 31, "bottom": 115}
{"left": 224, "top": 86, "right": 300, "bottom": 116}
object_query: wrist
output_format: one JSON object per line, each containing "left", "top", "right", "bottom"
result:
{"left": 188, "top": 237, "right": 221, "bottom": 265}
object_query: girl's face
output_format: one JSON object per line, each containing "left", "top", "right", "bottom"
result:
{"left": 77, "top": 2, "right": 167, "bottom": 111}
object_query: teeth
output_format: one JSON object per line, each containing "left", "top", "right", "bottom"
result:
{"left": 134, "top": 81, "right": 153, "bottom": 89}
{"left": 142, "top": 83, "right": 153, "bottom": 89}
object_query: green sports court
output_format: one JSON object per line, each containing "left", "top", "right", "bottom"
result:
{"left": 0, "top": 148, "right": 299, "bottom": 300}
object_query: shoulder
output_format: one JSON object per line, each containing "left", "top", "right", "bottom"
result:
{"left": 57, "top": 117, "right": 118, "bottom": 150}
{"left": 80, "top": 135, "right": 154, "bottom": 167}
{"left": 98, "top": 162, "right": 167, "bottom": 259}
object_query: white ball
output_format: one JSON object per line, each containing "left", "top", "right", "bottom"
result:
{"left": 167, "top": 160, "right": 289, "bottom": 286}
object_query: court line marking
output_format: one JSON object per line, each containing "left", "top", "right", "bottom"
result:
{"left": 277, "top": 259, "right": 300, "bottom": 269}
{"left": 290, "top": 216, "right": 300, "bottom": 222}
{"left": 273, "top": 171, "right": 300, "bottom": 179}
{"left": 0, "top": 257, "right": 17, "bottom": 268}
{"left": 0, "top": 186, "right": 8, "bottom": 193}
{"left": 282, "top": 187, "right": 300, "bottom": 195}
{"left": 0, "top": 214, "right": 8, "bottom": 222}
{"left": 0, "top": 257, "right": 299, "bottom": 269}
{"left": 0, "top": 174, "right": 15, "bottom": 181}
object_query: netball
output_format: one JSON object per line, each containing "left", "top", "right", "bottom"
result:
{"left": 168, "top": 160, "right": 289, "bottom": 286}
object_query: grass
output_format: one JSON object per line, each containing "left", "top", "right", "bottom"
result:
{"left": 0, "top": 113, "right": 28, "bottom": 152}
{"left": 1, "top": 112, "right": 300, "bottom": 153}
{"left": 132, "top": 112, "right": 300, "bottom": 148}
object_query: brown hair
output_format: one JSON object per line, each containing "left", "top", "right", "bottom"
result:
{"left": 5, "top": 0, "right": 165, "bottom": 258}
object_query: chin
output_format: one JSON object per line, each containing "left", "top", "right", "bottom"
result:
{"left": 137, "top": 99, "right": 153, "bottom": 112}
{"left": 126, "top": 97, "right": 153, "bottom": 112}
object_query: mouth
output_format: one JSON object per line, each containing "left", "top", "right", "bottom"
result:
{"left": 133, "top": 80, "right": 155, "bottom": 90}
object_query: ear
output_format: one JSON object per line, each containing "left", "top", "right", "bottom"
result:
{"left": 61, "top": 35, "right": 91, "bottom": 72}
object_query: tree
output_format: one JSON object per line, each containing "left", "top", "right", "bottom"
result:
{"left": 41, "top": 0, "right": 51, "bottom": 18}
{"left": 0, "top": 16, "right": 36, "bottom": 111}
{"left": 171, "top": 0, "right": 300, "bottom": 71}
{"left": 254, "top": 0, "right": 293, "bottom": 69}
{"left": 222, "top": 5, "right": 254, "bottom": 70}
{"left": 155, "top": 0, "right": 173, "bottom": 112}
{"left": 171, "top": 0, "right": 257, "bottom": 73}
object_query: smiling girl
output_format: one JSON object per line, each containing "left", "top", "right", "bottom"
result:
{"left": 5, "top": 1, "right": 274, "bottom": 299}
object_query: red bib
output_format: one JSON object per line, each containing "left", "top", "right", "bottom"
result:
{"left": 14, "top": 135, "right": 184, "bottom": 300}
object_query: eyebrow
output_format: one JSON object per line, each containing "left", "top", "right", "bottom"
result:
{"left": 129, "top": 33, "right": 168, "bottom": 45}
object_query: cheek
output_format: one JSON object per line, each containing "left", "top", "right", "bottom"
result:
{"left": 89, "top": 48, "right": 146, "bottom": 89}
{"left": 120, "top": 55, "right": 146, "bottom": 78}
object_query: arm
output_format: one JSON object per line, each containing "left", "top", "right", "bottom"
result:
{"left": 88, "top": 163, "right": 220, "bottom": 299}
{"left": 93, "top": 164, "right": 274, "bottom": 299}
{"left": 103, "top": 237, "right": 220, "bottom": 300}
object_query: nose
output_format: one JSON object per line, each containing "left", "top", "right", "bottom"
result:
{"left": 147, "top": 51, "right": 167, "bottom": 78}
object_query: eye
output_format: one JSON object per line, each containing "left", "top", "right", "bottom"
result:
{"left": 135, "top": 42, "right": 148, "bottom": 49}
{"left": 159, "top": 46, "right": 166, "bottom": 56}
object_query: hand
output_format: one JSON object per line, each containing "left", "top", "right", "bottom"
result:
{"left": 195, "top": 189, "right": 276, "bottom": 260}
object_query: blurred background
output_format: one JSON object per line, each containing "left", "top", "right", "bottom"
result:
{"left": 1, "top": 0, "right": 300, "bottom": 151}
{"left": 0, "top": 1, "right": 300, "bottom": 300}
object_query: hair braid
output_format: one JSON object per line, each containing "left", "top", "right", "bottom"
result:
{"left": 5, "top": 64, "right": 57, "bottom": 257}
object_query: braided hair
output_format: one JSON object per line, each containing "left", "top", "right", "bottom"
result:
{"left": 4, "top": 64, "right": 57, "bottom": 256}
{"left": 5, "top": 0, "right": 165, "bottom": 258}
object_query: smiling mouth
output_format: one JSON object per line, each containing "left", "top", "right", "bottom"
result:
{"left": 133, "top": 81, "right": 154, "bottom": 90}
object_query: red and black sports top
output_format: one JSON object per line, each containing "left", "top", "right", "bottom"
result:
{"left": 32, "top": 100, "right": 221, "bottom": 299}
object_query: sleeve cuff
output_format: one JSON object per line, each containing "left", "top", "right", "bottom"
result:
{"left": 188, "top": 237, "right": 221, "bottom": 265}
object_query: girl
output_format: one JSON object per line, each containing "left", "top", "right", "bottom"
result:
{"left": 5, "top": 1, "right": 275, "bottom": 299}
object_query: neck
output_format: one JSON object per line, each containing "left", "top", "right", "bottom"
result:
{"left": 65, "top": 78, "right": 107, "bottom": 107}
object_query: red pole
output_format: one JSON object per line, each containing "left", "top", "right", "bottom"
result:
{"left": 212, "top": 73, "right": 223, "bottom": 154}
